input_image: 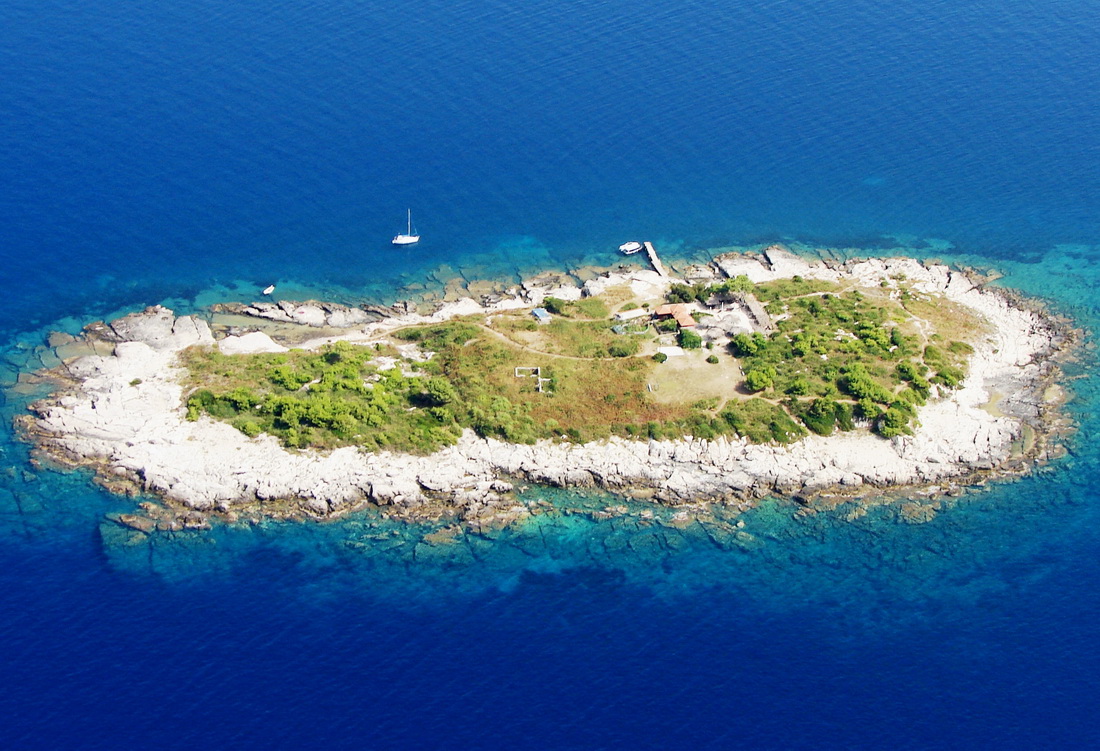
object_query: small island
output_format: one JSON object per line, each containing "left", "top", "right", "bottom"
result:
{"left": 18, "top": 247, "right": 1075, "bottom": 532}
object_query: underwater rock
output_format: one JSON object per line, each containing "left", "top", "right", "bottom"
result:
{"left": 899, "top": 501, "right": 939, "bottom": 524}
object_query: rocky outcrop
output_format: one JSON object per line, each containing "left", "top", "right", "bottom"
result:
{"left": 21, "top": 253, "right": 1072, "bottom": 528}
{"left": 213, "top": 300, "right": 379, "bottom": 328}
{"left": 217, "top": 331, "right": 287, "bottom": 355}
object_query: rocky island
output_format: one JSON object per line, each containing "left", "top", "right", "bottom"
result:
{"left": 17, "top": 248, "right": 1075, "bottom": 532}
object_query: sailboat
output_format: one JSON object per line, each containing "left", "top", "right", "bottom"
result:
{"left": 392, "top": 209, "right": 420, "bottom": 246}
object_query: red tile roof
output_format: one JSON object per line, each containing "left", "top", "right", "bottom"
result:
{"left": 654, "top": 303, "right": 696, "bottom": 327}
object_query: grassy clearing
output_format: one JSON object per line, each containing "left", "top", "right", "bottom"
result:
{"left": 395, "top": 322, "right": 689, "bottom": 444}
{"left": 491, "top": 310, "right": 648, "bottom": 359}
{"left": 182, "top": 273, "right": 982, "bottom": 450}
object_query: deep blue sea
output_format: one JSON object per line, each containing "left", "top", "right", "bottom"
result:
{"left": 3, "top": 0, "right": 1100, "bottom": 747}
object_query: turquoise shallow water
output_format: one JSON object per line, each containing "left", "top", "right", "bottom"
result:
{"left": 3, "top": 240, "right": 1096, "bottom": 612}
{"left": 4, "top": 240, "right": 1100, "bottom": 749}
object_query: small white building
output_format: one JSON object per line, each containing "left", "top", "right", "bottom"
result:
{"left": 614, "top": 308, "right": 649, "bottom": 322}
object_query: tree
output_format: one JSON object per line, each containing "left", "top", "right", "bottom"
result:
{"left": 269, "top": 365, "right": 312, "bottom": 390}
{"left": 729, "top": 332, "right": 767, "bottom": 357}
{"left": 896, "top": 360, "right": 922, "bottom": 381}
{"left": 838, "top": 363, "right": 893, "bottom": 404}
{"left": 802, "top": 398, "right": 838, "bottom": 436}
{"left": 744, "top": 369, "right": 774, "bottom": 393}
{"left": 678, "top": 328, "right": 703, "bottom": 349}
{"left": 667, "top": 284, "right": 696, "bottom": 304}
{"left": 715, "top": 275, "right": 754, "bottom": 294}
{"left": 421, "top": 377, "right": 458, "bottom": 406}
{"left": 856, "top": 397, "right": 881, "bottom": 420}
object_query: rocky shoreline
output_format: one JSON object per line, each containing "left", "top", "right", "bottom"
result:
{"left": 17, "top": 248, "right": 1077, "bottom": 532}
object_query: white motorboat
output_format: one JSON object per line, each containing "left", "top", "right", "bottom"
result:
{"left": 262, "top": 284, "right": 275, "bottom": 295}
{"left": 392, "top": 209, "right": 420, "bottom": 246}
{"left": 619, "top": 241, "right": 643, "bottom": 254}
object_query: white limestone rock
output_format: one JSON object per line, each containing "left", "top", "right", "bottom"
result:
{"left": 218, "top": 332, "right": 288, "bottom": 355}
{"left": 27, "top": 254, "right": 1065, "bottom": 521}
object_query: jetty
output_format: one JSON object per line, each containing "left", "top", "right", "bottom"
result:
{"left": 643, "top": 242, "right": 668, "bottom": 277}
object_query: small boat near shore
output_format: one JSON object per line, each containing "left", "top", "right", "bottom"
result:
{"left": 392, "top": 209, "right": 420, "bottom": 246}
{"left": 619, "top": 241, "right": 643, "bottom": 255}
{"left": 262, "top": 284, "right": 275, "bottom": 295}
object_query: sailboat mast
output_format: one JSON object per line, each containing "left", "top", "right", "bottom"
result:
{"left": 407, "top": 209, "right": 412, "bottom": 235}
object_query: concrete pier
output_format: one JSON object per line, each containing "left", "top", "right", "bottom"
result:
{"left": 643, "top": 242, "right": 668, "bottom": 277}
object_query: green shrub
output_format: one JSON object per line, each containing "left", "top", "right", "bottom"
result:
{"left": 542, "top": 297, "right": 567, "bottom": 315}
{"left": 706, "top": 354, "right": 719, "bottom": 364}
{"left": 235, "top": 420, "right": 263, "bottom": 438}
{"left": 801, "top": 398, "right": 838, "bottom": 436}
{"left": 875, "top": 406, "right": 912, "bottom": 438}
{"left": 608, "top": 340, "right": 639, "bottom": 358}
{"left": 896, "top": 360, "right": 922, "bottom": 382}
{"left": 835, "top": 402, "right": 855, "bottom": 431}
{"left": 713, "top": 275, "right": 754, "bottom": 294}
{"left": 653, "top": 352, "right": 668, "bottom": 363}
{"left": 427, "top": 406, "right": 454, "bottom": 424}
{"left": 838, "top": 363, "right": 893, "bottom": 404}
{"left": 933, "top": 367, "right": 963, "bottom": 388}
{"left": 785, "top": 376, "right": 811, "bottom": 396}
{"left": 269, "top": 365, "right": 313, "bottom": 390}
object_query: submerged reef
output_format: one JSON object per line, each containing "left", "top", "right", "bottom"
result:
{"left": 16, "top": 248, "right": 1076, "bottom": 538}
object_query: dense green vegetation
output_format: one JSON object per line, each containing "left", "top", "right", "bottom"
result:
{"left": 714, "top": 398, "right": 806, "bottom": 444}
{"left": 669, "top": 275, "right": 973, "bottom": 438}
{"left": 182, "top": 273, "right": 978, "bottom": 452}
{"left": 182, "top": 340, "right": 465, "bottom": 453}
